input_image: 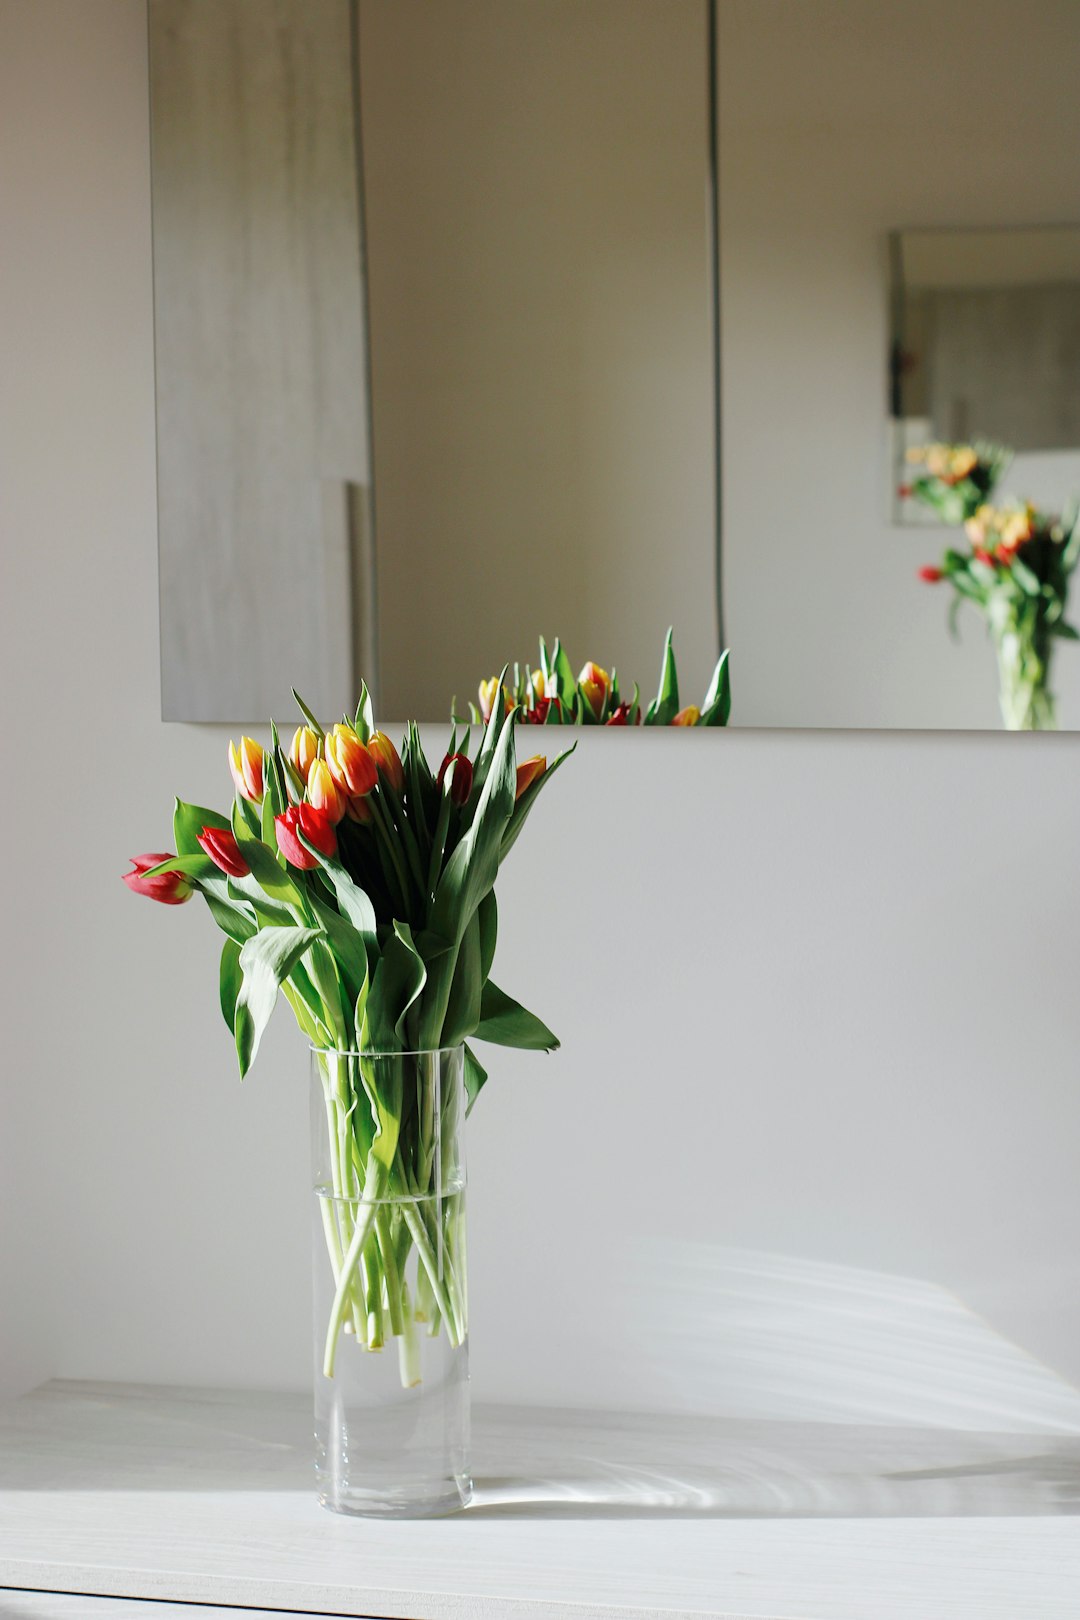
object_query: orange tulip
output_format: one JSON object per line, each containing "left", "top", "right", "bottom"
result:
{"left": 515, "top": 755, "right": 546, "bottom": 801}
{"left": 578, "top": 661, "right": 611, "bottom": 718}
{"left": 325, "top": 724, "right": 377, "bottom": 798}
{"left": 306, "top": 758, "right": 347, "bottom": 824}
{"left": 672, "top": 705, "right": 701, "bottom": 727}
{"left": 228, "top": 736, "right": 264, "bottom": 802}
{"left": 289, "top": 725, "right": 320, "bottom": 784}
{"left": 368, "top": 729, "right": 404, "bottom": 793}
{"left": 345, "top": 793, "right": 374, "bottom": 824}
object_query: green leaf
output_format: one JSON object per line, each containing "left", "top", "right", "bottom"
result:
{"left": 463, "top": 1042, "right": 488, "bottom": 1114}
{"left": 234, "top": 926, "right": 323, "bottom": 1077}
{"left": 1052, "top": 621, "right": 1080, "bottom": 640}
{"left": 204, "top": 891, "right": 256, "bottom": 944}
{"left": 364, "top": 922, "right": 429, "bottom": 1051}
{"left": 230, "top": 804, "right": 307, "bottom": 912}
{"left": 291, "top": 689, "right": 325, "bottom": 740}
{"left": 1010, "top": 557, "right": 1041, "bottom": 596}
{"left": 474, "top": 980, "right": 559, "bottom": 1051}
{"left": 699, "top": 648, "right": 732, "bottom": 726}
{"left": 551, "top": 639, "right": 576, "bottom": 705}
{"left": 354, "top": 680, "right": 375, "bottom": 742}
{"left": 430, "top": 711, "right": 517, "bottom": 946}
{"left": 477, "top": 891, "right": 498, "bottom": 983}
{"left": 173, "top": 799, "right": 230, "bottom": 859}
{"left": 308, "top": 892, "right": 370, "bottom": 1005}
{"left": 442, "top": 911, "right": 483, "bottom": 1048}
{"left": 139, "top": 851, "right": 218, "bottom": 881}
{"left": 219, "top": 938, "right": 243, "bottom": 1033}
{"left": 647, "top": 627, "right": 680, "bottom": 726}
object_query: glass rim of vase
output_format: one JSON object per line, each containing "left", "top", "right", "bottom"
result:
{"left": 309, "top": 1043, "right": 464, "bottom": 1060}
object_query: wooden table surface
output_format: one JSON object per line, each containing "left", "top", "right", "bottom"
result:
{"left": 2, "top": 1380, "right": 1080, "bottom": 1618}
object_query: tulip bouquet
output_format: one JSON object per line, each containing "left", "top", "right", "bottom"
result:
{"left": 901, "top": 441, "right": 1013, "bottom": 528}
{"left": 467, "top": 628, "right": 731, "bottom": 729}
{"left": 906, "top": 442, "right": 1080, "bottom": 729}
{"left": 124, "top": 684, "right": 572, "bottom": 1387}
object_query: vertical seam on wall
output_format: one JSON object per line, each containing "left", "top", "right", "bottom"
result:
{"left": 706, "top": 0, "right": 724, "bottom": 654}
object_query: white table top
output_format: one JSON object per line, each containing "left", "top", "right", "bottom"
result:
{"left": 2, "top": 1380, "right": 1080, "bottom": 1618}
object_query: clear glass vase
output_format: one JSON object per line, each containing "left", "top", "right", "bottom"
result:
{"left": 310, "top": 1045, "right": 471, "bottom": 1517}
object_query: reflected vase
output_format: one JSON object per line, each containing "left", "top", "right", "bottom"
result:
{"left": 993, "top": 620, "right": 1057, "bottom": 731}
{"left": 310, "top": 1045, "right": 471, "bottom": 1517}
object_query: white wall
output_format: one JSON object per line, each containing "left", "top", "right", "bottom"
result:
{"left": 3, "top": 1, "right": 1080, "bottom": 1432}
{"left": 721, "top": 0, "right": 1080, "bottom": 729}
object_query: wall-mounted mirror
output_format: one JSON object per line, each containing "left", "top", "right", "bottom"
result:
{"left": 150, "top": 0, "right": 716, "bottom": 724}
{"left": 151, "top": 0, "right": 1080, "bottom": 731}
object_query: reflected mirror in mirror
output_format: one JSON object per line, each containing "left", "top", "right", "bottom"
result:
{"left": 891, "top": 227, "right": 1080, "bottom": 527}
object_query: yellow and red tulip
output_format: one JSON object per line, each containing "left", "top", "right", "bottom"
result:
{"left": 478, "top": 676, "right": 504, "bottom": 724}
{"left": 325, "top": 724, "right": 377, "bottom": 798}
{"left": 122, "top": 852, "right": 193, "bottom": 905}
{"left": 228, "top": 736, "right": 264, "bottom": 803}
{"left": 289, "top": 725, "right": 320, "bottom": 785}
{"left": 515, "top": 755, "right": 546, "bottom": 801}
{"left": 578, "top": 661, "right": 611, "bottom": 718}
{"left": 306, "top": 758, "right": 347, "bottom": 825}
{"left": 672, "top": 704, "right": 701, "bottom": 727}
{"left": 438, "top": 752, "right": 473, "bottom": 806}
{"left": 369, "top": 730, "right": 404, "bottom": 793}
{"left": 275, "top": 803, "right": 336, "bottom": 869}
{"left": 196, "top": 826, "right": 250, "bottom": 878}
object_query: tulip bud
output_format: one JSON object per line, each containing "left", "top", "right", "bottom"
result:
{"left": 228, "top": 736, "right": 264, "bottom": 802}
{"left": 275, "top": 803, "right": 336, "bottom": 869}
{"left": 515, "top": 755, "right": 546, "bottom": 801}
{"left": 325, "top": 724, "right": 378, "bottom": 798}
{"left": 122, "top": 852, "right": 193, "bottom": 905}
{"left": 196, "top": 826, "right": 250, "bottom": 878}
{"left": 478, "top": 676, "right": 502, "bottom": 723}
{"left": 529, "top": 668, "right": 546, "bottom": 704}
{"left": 289, "top": 725, "right": 320, "bottom": 784}
{"left": 368, "top": 729, "right": 404, "bottom": 793}
{"left": 672, "top": 705, "right": 701, "bottom": 727}
{"left": 437, "top": 752, "right": 473, "bottom": 806}
{"left": 306, "top": 758, "right": 347, "bottom": 824}
{"left": 578, "top": 661, "right": 611, "bottom": 719}
{"left": 606, "top": 702, "right": 633, "bottom": 726}
{"left": 917, "top": 565, "right": 944, "bottom": 583}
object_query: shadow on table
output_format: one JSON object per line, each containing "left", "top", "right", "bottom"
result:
{"left": 6, "top": 1246, "right": 1080, "bottom": 1518}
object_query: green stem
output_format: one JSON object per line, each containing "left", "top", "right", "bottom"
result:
{"left": 323, "top": 1157, "right": 387, "bottom": 1377}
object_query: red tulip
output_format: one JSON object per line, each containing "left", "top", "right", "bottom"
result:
{"left": 524, "top": 697, "right": 562, "bottom": 725}
{"left": 917, "top": 565, "right": 943, "bottom": 583}
{"left": 606, "top": 702, "right": 633, "bottom": 726}
{"left": 275, "top": 803, "right": 336, "bottom": 869}
{"left": 196, "top": 826, "right": 250, "bottom": 878}
{"left": 515, "top": 755, "right": 546, "bottom": 801}
{"left": 122, "top": 852, "right": 193, "bottom": 905}
{"left": 437, "top": 752, "right": 473, "bottom": 805}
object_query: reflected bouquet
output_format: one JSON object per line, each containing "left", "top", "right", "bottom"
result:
{"left": 467, "top": 627, "right": 732, "bottom": 728}
{"left": 124, "top": 684, "right": 572, "bottom": 1385}
{"left": 906, "top": 443, "right": 1080, "bottom": 730}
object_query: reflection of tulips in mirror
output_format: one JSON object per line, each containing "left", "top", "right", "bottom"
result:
{"left": 905, "top": 441, "right": 1080, "bottom": 730}
{"left": 465, "top": 628, "right": 732, "bottom": 729}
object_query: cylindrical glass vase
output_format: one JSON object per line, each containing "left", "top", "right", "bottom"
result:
{"left": 310, "top": 1045, "right": 471, "bottom": 1517}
